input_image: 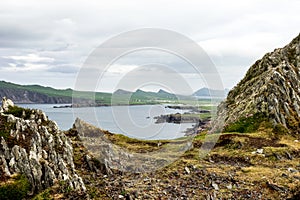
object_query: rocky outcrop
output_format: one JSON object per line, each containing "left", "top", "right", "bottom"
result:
{"left": 1, "top": 97, "right": 14, "bottom": 112}
{"left": 0, "top": 98, "right": 86, "bottom": 195}
{"left": 215, "top": 33, "right": 300, "bottom": 133}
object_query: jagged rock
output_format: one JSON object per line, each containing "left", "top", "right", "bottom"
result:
{"left": 214, "top": 33, "right": 300, "bottom": 133}
{"left": 1, "top": 97, "right": 14, "bottom": 112}
{"left": 7, "top": 114, "right": 16, "bottom": 123}
{"left": 0, "top": 100, "right": 86, "bottom": 195}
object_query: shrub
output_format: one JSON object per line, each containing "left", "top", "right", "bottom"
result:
{"left": 4, "top": 106, "right": 31, "bottom": 119}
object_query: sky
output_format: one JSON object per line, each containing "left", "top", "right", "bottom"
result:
{"left": 0, "top": 0, "right": 299, "bottom": 94}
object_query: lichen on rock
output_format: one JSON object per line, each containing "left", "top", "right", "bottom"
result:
{"left": 0, "top": 98, "right": 86, "bottom": 197}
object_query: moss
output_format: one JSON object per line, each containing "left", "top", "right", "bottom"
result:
{"left": 273, "top": 124, "right": 289, "bottom": 136}
{"left": 0, "top": 174, "right": 31, "bottom": 200}
{"left": 33, "top": 189, "right": 52, "bottom": 200}
{"left": 224, "top": 113, "right": 269, "bottom": 133}
{"left": 4, "top": 106, "right": 31, "bottom": 119}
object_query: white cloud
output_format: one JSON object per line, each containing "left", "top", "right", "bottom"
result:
{"left": 2, "top": 63, "right": 49, "bottom": 72}
{"left": 4, "top": 54, "right": 54, "bottom": 63}
{"left": 105, "top": 64, "right": 139, "bottom": 76}
{"left": 0, "top": 0, "right": 299, "bottom": 91}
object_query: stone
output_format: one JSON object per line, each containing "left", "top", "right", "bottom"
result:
{"left": 0, "top": 155, "right": 11, "bottom": 176}
{"left": 185, "top": 166, "right": 191, "bottom": 174}
{"left": 288, "top": 167, "right": 298, "bottom": 173}
{"left": 1, "top": 97, "right": 14, "bottom": 112}
{"left": 7, "top": 114, "right": 16, "bottom": 123}
{"left": 211, "top": 182, "right": 219, "bottom": 190}
{"left": 226, "top": 184, "right": 232, "bottom": 189}
{"left": 256, "top": 149, "right": 264, "bottom": 154}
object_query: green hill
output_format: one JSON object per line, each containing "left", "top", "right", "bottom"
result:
{"left": 0, "top": 81, "right": 182, "bottom": 105}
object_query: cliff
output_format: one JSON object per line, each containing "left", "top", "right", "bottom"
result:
{"left": 0, "top": 88, "right": 72, "bottom": 104}
{"left": 0, "top": 97, "right": 86, "bottom": 198}
{"left": 215, "top": 33, "right": 300, "bottom": 133}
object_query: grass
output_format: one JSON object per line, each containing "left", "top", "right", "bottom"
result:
{"left": 0, "top": 115, "right": 15, "bottom": 139}
{"left": 29, "top": 118, "right": 300, "bottom": 199}
{"left": 0, "top": 174, "right": 31, "bottom": 200}
{"left": 4, "top": 106, "right": 32, "bottom": 119}
{"left": 224, "top": 113, "right": 271, "bottom": 133}
{"left": 2, "top": 100, "right": 298, "bottom": 199}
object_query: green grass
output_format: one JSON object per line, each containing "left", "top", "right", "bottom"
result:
{"left": 0, "top": 115, "right": 15, "bottom": 139}
{"left": 4, "top": 106, "right": 31, "bottom": 119}
{"left": 0, "top": 174, "right": 31, "bottom": 200}
{"left": 32, "top": 189, "right": 52, "bottom": 200}
{"left": 224, "top": 113, "right": 270, "bottom": 133}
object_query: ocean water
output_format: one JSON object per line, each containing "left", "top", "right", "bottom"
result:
{"left": 18, "top": 104, "right": 195, "bottom": 140}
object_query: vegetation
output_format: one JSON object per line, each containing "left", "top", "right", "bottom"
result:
{"left": 4, "top": 106, "right": 31, "bottom": 119}
{"left": 0, "top": 174, "right": 31, "bottom": 200}
{"left": 224, "top": 113, "right": 270, "bottom": 133}
{"left": 0, "top": 115, "right": 14, "bottom": 139}
{"left": 0, "top": 80, "right": 222, "bottom": 106}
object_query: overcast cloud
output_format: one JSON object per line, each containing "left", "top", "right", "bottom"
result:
{"left": 0, "top": 0, "right": 299, "bottom": 93}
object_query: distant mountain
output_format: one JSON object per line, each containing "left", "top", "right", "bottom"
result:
{"left": 131, "top": 89, "right": 177, "bottom": 101}
{"left": 193, "top": 87, "right": 229, "bottom": 98}
{"left": 113, "top": 89, "right": 132, "bottom": 95}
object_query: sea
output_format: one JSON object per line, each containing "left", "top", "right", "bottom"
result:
{"left": 18, "top": 104, "right": 195, "bottom": 140}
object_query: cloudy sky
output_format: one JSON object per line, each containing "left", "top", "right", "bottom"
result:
{"left": 0, "top": 0, "right": 299, "bottom": 93}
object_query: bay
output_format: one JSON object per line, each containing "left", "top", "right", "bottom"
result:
{"left": 18, "top": 104, "right": 195, "bottom": 140}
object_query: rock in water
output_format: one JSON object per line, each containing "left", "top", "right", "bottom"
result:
{"left": 214, "top": 33, "right": 300, "bottom": 133}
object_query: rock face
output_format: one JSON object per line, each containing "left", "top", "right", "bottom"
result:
{"left": 0, "top": 98, "right": 86, "bottom": 194}
{"left": 1, "top": 97, "right": 14, "bottom": 112}
{"left": 215, "top": 33, "right": 300, "bottom": 132}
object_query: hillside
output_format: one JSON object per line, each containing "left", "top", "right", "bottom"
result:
{"left": 0, "top": 81, "right": 181, "bottom": 105}
{"left": 0, "top": 81, "right": 72, "bottom": 103}
{"left": 215, "top": 33, "right": 300, "bottom": 133}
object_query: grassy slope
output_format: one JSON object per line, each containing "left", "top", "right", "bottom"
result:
{"left": 3, "top": 105, "right": 295, "bottom": 199}
{"left": 34, "top": 123, "right": 300, "bottom": 199}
